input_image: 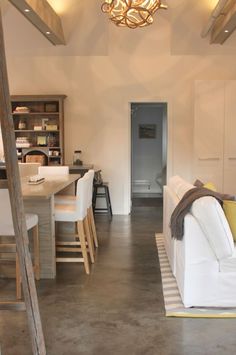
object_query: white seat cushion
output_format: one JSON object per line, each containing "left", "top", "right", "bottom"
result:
{"left": 55, "top": 195, "right": 76, "bottom": 204}
{"left": 191, "top": 196, "right": 234, "bottom": 260}
{"left": 26, "top": 213, "right": 38, "bottom": 231}
{"left": 0, "top": 213, "right": 38, "bottom": 236}
{"left": 55, "top": 203, "right": 80, "bottom": 222}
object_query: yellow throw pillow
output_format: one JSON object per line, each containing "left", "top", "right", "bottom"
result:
{"left": 203, "top": 182, "right": 217, "bottom": 192}
{"left": 223, "top": 200, "right": 236, "bottom": 241}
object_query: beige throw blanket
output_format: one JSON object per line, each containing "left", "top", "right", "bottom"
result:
{"left": 170, "top": 187, "right": 234, "bottom": 241}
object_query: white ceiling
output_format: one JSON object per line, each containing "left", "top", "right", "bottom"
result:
{"left": 1, "top": 0, "right": 236, "bottom": 56}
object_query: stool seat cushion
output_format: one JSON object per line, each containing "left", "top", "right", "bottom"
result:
{"left": 55, "top": 195, "right": 76, "bottom": 204}
{"left": 55, "top": 203, "right": 82, "bottom": 222}
{"left": 0, "top": 213, "right": 38, "bottom": 236}
{"left": 26, "top": 214, "right": 38, "bottom": 231}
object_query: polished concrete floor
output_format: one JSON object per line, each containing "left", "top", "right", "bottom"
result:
{"left": 1, "top": 201, "right": 236, "bottom": 354}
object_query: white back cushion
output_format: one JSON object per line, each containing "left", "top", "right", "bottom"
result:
{"left": 191, "top": 196, "right": 234, "bottom": 260}
{"left": 168, "top": 175, "right": 195, "bottom": 200}
{"left": 19, "top": 162, "right": 40, "bottom": 178}
{"left": 38, "top": 166, "right": 69, "bottom": 176}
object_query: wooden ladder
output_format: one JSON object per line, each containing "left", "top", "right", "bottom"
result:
{"left": 0, "top": 8, "right": 46, "bottom": 355}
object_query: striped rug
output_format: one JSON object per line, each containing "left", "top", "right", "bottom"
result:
{"left": 155, "top": 233, "right": 236, "bottom": 318}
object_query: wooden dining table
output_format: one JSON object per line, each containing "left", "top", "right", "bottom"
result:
{"left": 22, "top": 174, "right": 80, "bottom": 279}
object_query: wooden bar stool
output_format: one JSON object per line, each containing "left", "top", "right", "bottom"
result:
{"left": 55, "top": 170, "right": 99, "bottom": 249}
{"left": 54, "top": 174, "right": 94, "bottom": 274}
{"left": 92, "top": 182, "right": 113, "bottom": 219}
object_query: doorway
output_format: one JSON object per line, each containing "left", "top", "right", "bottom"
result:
{"left": 131, "top": 102, "right": 167, "bottom": 208}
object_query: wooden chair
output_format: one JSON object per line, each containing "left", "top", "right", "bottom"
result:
{"left": 55, "top": 170, "right": 98, "bottom": 248}
{"left": 54, "top": 174, "right": 94, "bottom": 274}
{"left": 0, "top": 189, "right": 40, "bottom": 300}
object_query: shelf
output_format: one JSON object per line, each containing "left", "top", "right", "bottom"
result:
{"left": 16, "top": 146, "right": 60, "bottom": 149}
{"left": 11, "top": 95, "right": 65, "bottom": 166}
{"left": 14, "top": 130, "right": 60, "bottom": 132}
{"left": 13, "top": 112, "right": 59, "bottom": 116}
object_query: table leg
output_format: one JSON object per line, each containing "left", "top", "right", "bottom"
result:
{"left": 24, "top": 196, "right": 55, "bottom": 279}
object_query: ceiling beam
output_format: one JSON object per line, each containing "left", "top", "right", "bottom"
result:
{"left": 201, "top": 0, "right": 229, "bottom": 38}
{"left": 8, "top": 0, "right": 65, "bottom": 45}
{"left": 211, "top": 0, "right": 236, "bottom": 43}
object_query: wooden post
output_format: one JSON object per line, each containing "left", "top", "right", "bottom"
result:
{"left": 0, "top": 9, "right": 46, "bottom": 355}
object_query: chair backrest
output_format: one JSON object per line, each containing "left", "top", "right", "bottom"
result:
{"left": 75, "top": 175, "right": 90, "bottom": 220}
{"left": 75, "top": 170, "right": 94, "bottom": 209}
{"left": 0, "top": 189, "right": 37, "bottom": 235}
{"left": 0, "top": 189, "right": 12, "bottom": 226}
{"left": 19, "top": 162, "right": 40, "bottom": 178}
{"left": 87, "top": 170, "right": 94, "bottom": 208}
{"left": 38, "top": 166, "right": 69, "bottom": 177}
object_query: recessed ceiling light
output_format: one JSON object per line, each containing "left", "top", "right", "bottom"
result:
{"left": 224, "top": 29, "right": 229, "bottom": 33}
{"left": 24, "top": 9, "right": 30, "bottom": 12}
{"left": 46, "top": 31, "right": 51, "bottom": 35}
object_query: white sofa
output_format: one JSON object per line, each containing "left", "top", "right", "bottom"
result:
{"left": 163, "top": 175, "right": 236, "bottom": 307}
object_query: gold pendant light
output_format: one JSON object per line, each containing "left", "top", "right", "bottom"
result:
{"left": 101, "top": 0, "right": 167, "bottom": 29}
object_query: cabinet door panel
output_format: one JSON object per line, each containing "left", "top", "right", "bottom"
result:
{"left": 224, "top": 166, "right": 236, "bottom": 194}
{"left": 224, "top": 81, "right": 236, "bottom": 193}
{"left": 193, "top": 161, "right": 223, "bottom": 192}
{"left": 194, "top": 81, "right": 224, "bottom": 190}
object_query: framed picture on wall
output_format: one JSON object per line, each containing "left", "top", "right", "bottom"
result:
{"left": 139, "top": 124, "right": 156, "bottom": 139}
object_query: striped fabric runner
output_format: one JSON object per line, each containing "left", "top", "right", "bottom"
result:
{"left": 155, "top": 233, "right": 236, "bottom": 318}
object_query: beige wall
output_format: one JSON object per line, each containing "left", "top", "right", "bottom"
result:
{"left": 1, "top": 0, "right": 236, "bottom": 213}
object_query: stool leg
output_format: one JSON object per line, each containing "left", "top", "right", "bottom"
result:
{"left": 88, "top": 206, "right": 98, "bottom": 248}
{"left": 83, "top": 216, "right": 95, "bottom": 263}
{"left": 15, "top": 253, "right": 22, "bottom": 300}
{"left": 92, "top": 186, "right": 98, "bottom": 213}
{"left": 77, "top": 221, "right": 90, "bottom": 275}
{"left": 105, "top": 186, "right": 113, "bottom": 219}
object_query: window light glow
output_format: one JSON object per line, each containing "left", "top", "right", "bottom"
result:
{"left": 208, "top": 0, "right": 220, "bottom": 11}
{"left": 47, "top": 0, "right": 68, "bottom": 15}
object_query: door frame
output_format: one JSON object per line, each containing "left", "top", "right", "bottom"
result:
{"left": 126, "top": 97, "right": 173, "bottom": 214}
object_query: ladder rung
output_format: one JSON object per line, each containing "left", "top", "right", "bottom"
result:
{"left": 0, "top": 244, "right": 17, "bottom": 252}
{"left": 0, "top": 301, "right": 26, "bottom": 311}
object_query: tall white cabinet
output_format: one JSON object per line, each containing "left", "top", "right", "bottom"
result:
{"left": 224, "top": 81, "right": 236, "bottom": 193}
{"left": 194, "top": 80, "right": 236, "bottom": 194}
